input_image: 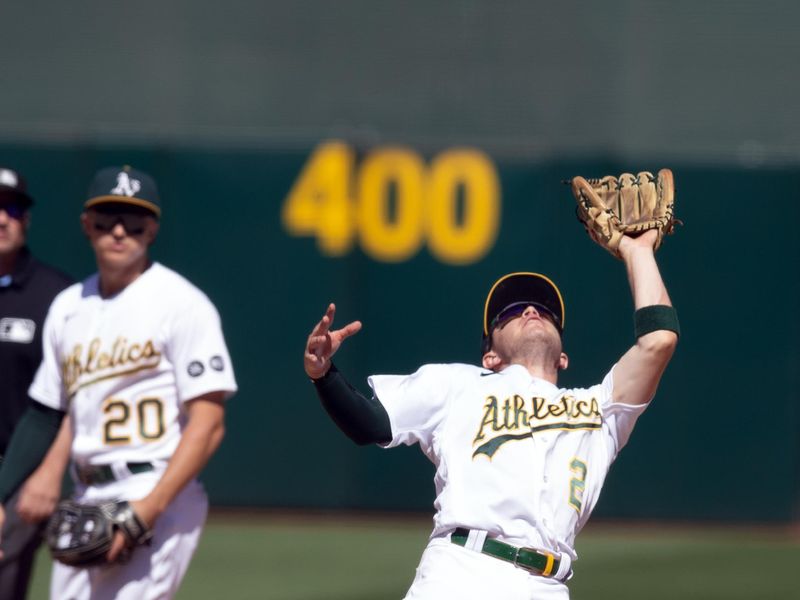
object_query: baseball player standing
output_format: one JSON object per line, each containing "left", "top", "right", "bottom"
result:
{"left": 303, "top": 226, "right": 678, "bottom": 598}
{"left": 0, "top": 165, "right": 237, "bottom": 599}
{"left": 0, "top": 167, "right": 73, "bottom": 599}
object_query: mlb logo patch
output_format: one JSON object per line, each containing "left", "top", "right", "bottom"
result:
{"left": 0, "top": 318, "right": 36, "bottom": 343}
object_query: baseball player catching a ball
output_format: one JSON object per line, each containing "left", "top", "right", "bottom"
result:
{"left": 303, "top": 171, "right": 680, "bottom": 599}
{"left": 0, "top": 165, "right": 237, "bottom": 599}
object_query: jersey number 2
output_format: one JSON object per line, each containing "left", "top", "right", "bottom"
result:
{"left": 568, "top": 458, "right": 588, "bottom": 512}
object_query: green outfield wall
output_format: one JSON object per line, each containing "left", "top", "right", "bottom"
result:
{"left": 2, "top": 142, "right": 798, "bottom": 523}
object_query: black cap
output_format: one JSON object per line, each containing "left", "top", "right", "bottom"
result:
{"left": 0, "top": 167, "right": 34, "bottom": 207}
{"left": 481, "top": 272, "right": 565, "bottom": 353}
{"left": 84, "top": 165, "right": 161, "bottom": 217}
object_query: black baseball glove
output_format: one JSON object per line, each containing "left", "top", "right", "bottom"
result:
{"left": 45, "top": 499, "right": 153, "bottom": 567}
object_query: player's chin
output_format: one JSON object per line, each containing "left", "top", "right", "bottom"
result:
{"left": 525, "top": 327, "right": 562, "bottom": 349}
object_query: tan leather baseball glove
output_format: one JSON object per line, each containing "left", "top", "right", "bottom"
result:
{"left": 568, "top": 169, "right": 679, "bottom": 258}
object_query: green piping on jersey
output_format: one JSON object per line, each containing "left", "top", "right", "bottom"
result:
{"left": 530, "top": 422, "right": 602, "bottom": 434}
{"left": 473, "top": 432, "right": 533, "bottom": 458}
{"left": 473, "top": 422, "right": 603, "bottom": 459}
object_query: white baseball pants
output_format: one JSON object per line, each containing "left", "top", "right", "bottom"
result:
{"left": 404, "top": 537, "right": 570, "bottom": 600}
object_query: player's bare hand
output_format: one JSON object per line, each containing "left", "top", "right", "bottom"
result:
{"left": 106, "top": 530, "right": 128, "bottom": 563}
{"left": 304, "top": 303, "right": 362, "bottom": 379}
{"left": 106, "top": 498, "right": 156, "bottom": 563}
{"left": 618, "top": 229, "right": 658, "bottom": 259}
{"left": 16, "top": 464, "right": 63, "bottom": 524}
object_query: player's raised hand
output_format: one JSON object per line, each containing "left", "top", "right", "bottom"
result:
{"left": 618, "top": 229, "right": 659, "bottom": 257}
{"left": 305, "top": 303, "right": 362, "bottom": 379}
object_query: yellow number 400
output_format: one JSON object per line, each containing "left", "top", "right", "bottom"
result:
{"left": 281, "top": 141, "right": 501, "bottom": 265}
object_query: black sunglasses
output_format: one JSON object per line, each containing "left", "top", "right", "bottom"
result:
{"left": 491, "top": 302, "right": 560, "bottom": 331}
{"left": 91, "top": 211, "right": 148, "bottom": 236}
{"left": 0, "top": 203, "right": 26, "bottom": 220}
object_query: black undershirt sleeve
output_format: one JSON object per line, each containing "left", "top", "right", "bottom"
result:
{"left": 0, "top": 400, "right": 65, "bottom": 504}
{"left": 312, "top": 364, "right": 392, "bottom": 446}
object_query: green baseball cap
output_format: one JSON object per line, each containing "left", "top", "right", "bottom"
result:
{"left": 84, "top": 165, "right": 161, "bottom": 217}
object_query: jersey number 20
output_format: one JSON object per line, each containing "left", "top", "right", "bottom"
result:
{"left": 103, "top": 397, "right": 166, "bottom": 445}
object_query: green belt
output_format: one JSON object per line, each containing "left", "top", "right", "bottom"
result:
{"left": 75, "top": 462, "right": 155, "bottom": 486}
{"left": 451, "top": 528, "right": 561, "bottom": 578}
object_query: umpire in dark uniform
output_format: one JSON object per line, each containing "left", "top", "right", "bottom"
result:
{"left": 0, "top": 167, "right": 72, "bottom": 599}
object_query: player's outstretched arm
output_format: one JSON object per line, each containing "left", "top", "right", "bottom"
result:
{"left": 610, "top": 230, "right": 679, "bottom": 406}
{"left": 304, "top": 303, "right": 362, "bottom": 380}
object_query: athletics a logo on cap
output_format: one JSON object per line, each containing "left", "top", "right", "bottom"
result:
{"left": 110, "top": 171, "right": 142, "bottom": 197}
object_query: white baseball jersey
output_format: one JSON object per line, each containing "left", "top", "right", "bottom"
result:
{"left": 369, "top": 362, "right": 647, "bottom": 561}
{"left": 29, "top": 262, "right": 237, "bottom": 499}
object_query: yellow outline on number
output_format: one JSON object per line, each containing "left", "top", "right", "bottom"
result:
{"left": 568, "top": 457, "right": 588, "bottom": 512}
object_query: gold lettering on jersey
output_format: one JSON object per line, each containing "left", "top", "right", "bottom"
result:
{"left": 474, "top": 395, "right": 530, "bottom": 442}
{"left": 473, "top": 396, "right": 498, "bottom": 442}
{"left": 62, "top": 336, "right": 162, "bottom": 396}
{"left": 531, "top": 395, "right": 600, "bottom": 422}
{"left": 472, "top": 394, "right": 602, "bottom": 459}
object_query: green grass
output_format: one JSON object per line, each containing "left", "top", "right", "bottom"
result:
{"left": 27, "top": 514, "right": 799, "bottom": 600}
{"left": 568, "top": 526, "right": 800, "bottom": 600}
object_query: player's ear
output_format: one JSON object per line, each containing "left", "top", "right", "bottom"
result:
{"left": 558, "top": 352, "right": 569, "bottom": 371}
{"left": 145, "top": 218, "right": 160, "bottom": 245}
{"left": 79, "top": 212, "right": 91, "bottom": 238}
{"left": 482, "top": 350, "right": 501, "bottom": 370}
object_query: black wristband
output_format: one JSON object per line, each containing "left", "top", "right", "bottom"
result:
{"left": 634, "top": 305, "right": 680, "bottom": 338}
